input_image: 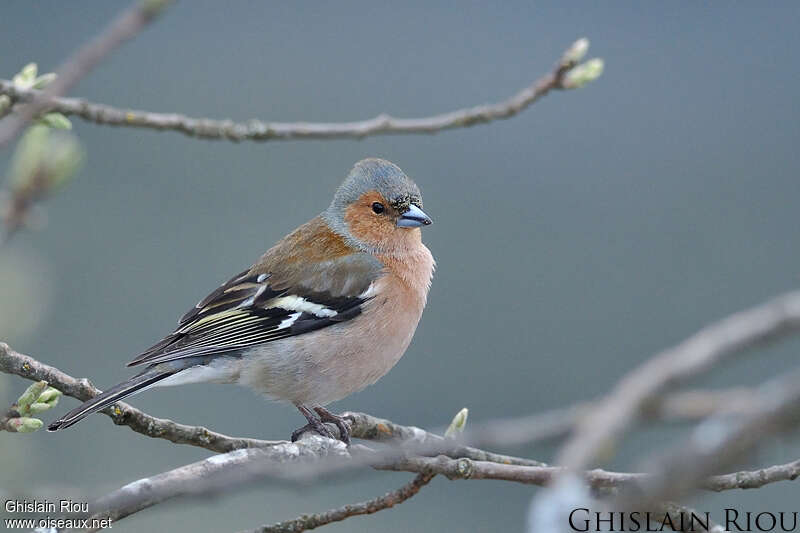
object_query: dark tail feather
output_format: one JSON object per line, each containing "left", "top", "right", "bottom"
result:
{"left": 47, "top": 369, "right": 174, "bottom": 431}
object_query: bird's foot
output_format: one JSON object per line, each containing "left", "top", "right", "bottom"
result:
{"left": 291, "top": 419, "right": 336, "bottom": 442}
{"left": 314, "top": 406, "right": 351, "bottom": 445}
{"left": 291, "top": 404, "right": 350, "bottom": 444}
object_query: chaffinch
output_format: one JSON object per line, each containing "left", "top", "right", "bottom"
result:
{"left": 48, "top": 158, "right": 434, "bottom": 444}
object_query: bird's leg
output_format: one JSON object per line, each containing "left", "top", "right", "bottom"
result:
{"left": 313, "top": 406, "right": 351, "bottom": 445}
{"left": 291, "top": 404, "right": 336, "bottom": 442}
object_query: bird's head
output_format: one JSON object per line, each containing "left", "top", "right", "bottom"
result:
{"left": 324, "top": 158, "right": 432, "bottom": 255}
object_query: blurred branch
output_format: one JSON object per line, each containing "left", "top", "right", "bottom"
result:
{"left": 0, "top": 38, "right": 602, "bottom": 144}
{"left": 528, "top": 370, "right": 800, "bottom": 532}
{"left": 242, "top": 473, "right": 435, "bottom": 533}
{"left": 615, "top": 367, "right": 800, "bottom": 511}
{"left": 0, "top": 0, "right": 172, "bottom": 149}
{"left": 656, "top": 502, "right": 724, "bottom": 533}
{"left": 557, "top": 290, "right": 800, "bottom": 470}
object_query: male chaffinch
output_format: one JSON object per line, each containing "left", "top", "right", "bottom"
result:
{"left": 48, "top": 158, "right": 434, "bottom": 444}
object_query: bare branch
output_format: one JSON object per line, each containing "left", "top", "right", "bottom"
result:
{"left": 558, "top": 290, "right": 800, "bottom": 470}
{"left": 242, "top": 473, "right": 434, "bottom": 533}
{"left": 0, "top": 407, "right": 19, "bottom": 432}
{"left": 85, "top": 444, "right": 800, "bottom": 530}
{"left": 0, "top": 341, "right": 770, "bottom": 458}
{"left": 85, "top": 438, "right": 350, "bottom": 531}
{"left": 0, "top": 342, "right": 278, "bottom": 452}
{"left": 703, "top": 459, "right": 800, "bottom": 492}
{"left": 0, "top": 342, "right": 751, "bottom": 472}
{"left": 0, "top": 342, "right": 549, "bottom": 472}
{"left": 345, "top": 411, "right": 547, "bottom": 467}
{"left": 0, "top": 0, "right": 171, "bottom": 148}
{"left": 7, "top": 341, "right": 800, "bottom": 528}
{"left": 0, "top": 39, "right": 595, "bottom": 144}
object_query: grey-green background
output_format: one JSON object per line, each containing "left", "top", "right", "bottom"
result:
{"left": 2, "top": 2, "right": 800, "bottom": 531}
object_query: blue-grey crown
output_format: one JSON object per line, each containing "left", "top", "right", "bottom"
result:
{"left": 322, "top": 159, "right": 423, "bottom": 249}
{"left": 330, "top": 158, "right": 421, "bottom": 210}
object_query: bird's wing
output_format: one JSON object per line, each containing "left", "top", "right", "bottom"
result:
{"left": 127, "top": 252, "right": 383, "bottom": 367}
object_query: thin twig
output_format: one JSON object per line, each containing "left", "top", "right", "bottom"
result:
{"left": 0, "top": 342, "right": 278, "bottom": 452}
{"left": 0, "top": 0, "right": 171, "bottom": 148}
{"left": 0, "top": 407, "right": 18, "bottom": 432}
{"left": 243, "top": 473, "right": 435, "bottom": 533}
{"left": 0, "top": 39, "right": 585, "bottom": 144}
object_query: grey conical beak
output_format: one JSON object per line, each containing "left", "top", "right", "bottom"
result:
{"left": 397, "top": 204, "right": 432, "bottom": 227}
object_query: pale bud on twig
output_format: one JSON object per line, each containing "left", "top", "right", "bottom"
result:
{"left": 14, "top": 380, "right": 48, "bottom": 414}
{"left": 562, "top": 58, "right": 604, "bottom": 89}
{"left": 7, "top": 417, "right": 44, "bottom": 433}
{"left": 561, "top": 38, "right": 590, "bottom": 68}
{"left": 445, "top": 408, "right": 469, "bottom": 438}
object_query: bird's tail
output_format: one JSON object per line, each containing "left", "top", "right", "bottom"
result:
{"left": 47, "top": 368, "right": 174, "bottom": 431}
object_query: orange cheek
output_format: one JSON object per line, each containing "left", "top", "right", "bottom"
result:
{"left": 344, "top": 203, "right": 394, "bottom": 245}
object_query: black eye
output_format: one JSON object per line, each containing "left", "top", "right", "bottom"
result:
{"left": 371, "top": 202, "right": 385, "bottom": 214}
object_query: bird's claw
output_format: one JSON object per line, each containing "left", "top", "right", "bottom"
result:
{"left": 291, "top": 404, "right": 351, "bottom": 444}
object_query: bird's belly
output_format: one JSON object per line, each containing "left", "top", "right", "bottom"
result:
{"left": 238, "top": 286, "right": 424, "bottom": 406}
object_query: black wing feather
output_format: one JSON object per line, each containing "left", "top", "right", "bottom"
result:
{"left": 127, "top": 268, "right": 371, "bottom": 367}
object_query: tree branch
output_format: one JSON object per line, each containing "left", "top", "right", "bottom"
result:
{"left": 0, "top": 341, "right": 770, "bottom": 459}
{"left": 0, "top": 341, "right": 548, "bottom": 471}
{"left": 242, "top": 473, "right": 435, "bottom": 533}
{"left": 5, "top": 341, "right": 800, "bottom": 530}
{"left": 0, "top": 38, "right": 596, "bottom": 144}
{"left": 84, "top": 444, "right": 800, "bottom": 530}
{"left": 0, "top": 0, "right": 172, "bottom": 149}
{"left": 84, "top": 438, "right": 351, "bottom": 531}
{"left": 0, "top": 342, "right": 278, "bottom": 452}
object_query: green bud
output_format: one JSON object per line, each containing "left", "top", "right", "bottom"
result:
{"left": 28, "top": 402, "right": 54, "bottom": 414}
{"left": 562, "top": 38, "right": 590, "bottom": 67}
{"left": 38, "top": 113, "right": 72, "bottom": 130}
{"left": 37, "top": 387, "right": 62, "bottom": 405}
{"left": 8, "top": 125, "right": 49, "bottom": 189}
{"left": 9, "top": 125, "right": 84, "bottom": 192}
{"left": 0, "top": 95, "right": 10, "bottom": 114}
{"left": 32, "top": 72, "right": 57, "bottom": 89}
{"left": 8, "top": 417, "right": 43, "bottom": 433}
{"left": 44, "top": 134, "right": 84, "bottom": 189}
{"left": 15, "top": 380, "right": 48, "bottom": 414}
{"left": 445, "top": 407, "right": 469, "bottom": 438}
{"left": 13, "top": 63, "right": 38, "bottom": 88}
{"left": 563, "top": 58, "right": 604, "bottom": 89}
